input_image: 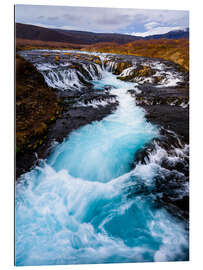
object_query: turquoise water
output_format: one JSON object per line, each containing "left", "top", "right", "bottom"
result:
{"left": 15, "top": 68, "right": 189, "bottom": 266}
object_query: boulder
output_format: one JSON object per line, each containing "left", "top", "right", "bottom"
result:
{"left": 118, "top": 65, "right": 156, "bottom": 82}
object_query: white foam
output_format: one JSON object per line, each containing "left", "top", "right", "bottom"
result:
{"left": 76, "top": 98, "right": 117, "bottom": 108}
{"left": 16, "top": 51, "right": 189, "bottom": 266}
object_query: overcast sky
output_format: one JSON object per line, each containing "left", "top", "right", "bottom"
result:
{"left": 15, "top": 5, "right": 189, "bottom": 37}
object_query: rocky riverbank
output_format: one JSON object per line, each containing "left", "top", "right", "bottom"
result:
{"left": 99, "top": 52, "right": 189, "bottom": 220}
{"left": 128, "top": 85, "right": 189, "bottom": 144}
{"left": 128, "top": 82, "right": 189, "bottom": 220}
{"left": 16, "top": 53, "right": 118, "bottom": 178}
{"left": 16, "top": 50, "right": 189, "bottom": 206}
{"left": 16, "top": 49, "right": 189, "bottom": 222}
{"left": 16, "top": 54, "right": 61, "bottom": 177}
{"left": 83, "top": 39, "right": 189, "bottom": 71}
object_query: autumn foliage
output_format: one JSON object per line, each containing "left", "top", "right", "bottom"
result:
{"left": 16, "top": 38, "right": 189, "bottom": 71}
{"left": 16, "top": 54, "right": 61, "bottom": 153}
{"left": 82, "top": 39, "right": 189, "bottom": 71}
{"left": 16, "top": 38, "right": 85, "bottom": 51}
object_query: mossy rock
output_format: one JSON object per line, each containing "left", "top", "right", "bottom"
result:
{"left": 117, "top": 76, "right": 128, "bottom": 81}
{"left": 103, "top": 59, "right": 108, "bottom": 67}
{"left": 33, "top": 143, "right": 38, "bottom": 150}
{"left": 153, "top": 76, "right": 163, "bottom": 84}
{"left": 94, "top": 59, "right": 102, "bottom": 66}
{"left": 47, "top": 116, "right": 56, "bottom": 123}
{"left": 39, "top": 139, "right": 43, "bottom": 145}
{"left": 136, "top": 66, "right": 155, "bottom": 77}
{"left": 33, "top": 122, "right": 47, "bottom": 136}
{"left": 113, "top": 61, "right": 132, "bottom": 75}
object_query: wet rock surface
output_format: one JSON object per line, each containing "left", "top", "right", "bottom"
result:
{"left": 122, "top": 58, "right": 189, "bottom": 220}
{"left": 133, "top": 84, "right": 189, "bottom": 144}
{"left": 16, "top": 100, "right": 118, "bottom": 178}
{"left": 142, "top": 105, "right": 189, "bottom": 144}
{"left": 16, "top": 52, "right": 119, "bottom": 178}
{"left": 16, "top": 50, "right": 189, "bottom": 222}
{"left": 132, "top": 125, "right": 189, "bottom": 220}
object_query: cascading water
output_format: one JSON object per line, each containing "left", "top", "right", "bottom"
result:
{"left": 36, "top": 62, "right": 101, "bottom": 91}
{"left": 15, "top": 50, "right": 189, "bottom": 266}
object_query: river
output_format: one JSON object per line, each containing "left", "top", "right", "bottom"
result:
{"left": 15, "top": 50, "right": 189, "bottom": 266}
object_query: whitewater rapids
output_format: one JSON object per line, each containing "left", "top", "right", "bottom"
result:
{"left": 15, "top": 51, "right": 189, "bottom": 266}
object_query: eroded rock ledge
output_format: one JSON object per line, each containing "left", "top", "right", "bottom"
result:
{"left": 16, "top": 54, "right": 118, "bottom": 178}
{"left": 16, "top": 51, "right": 189, "bottom": 184}
{"left": 128, "top": 85, "right": 189, "bottom": 144}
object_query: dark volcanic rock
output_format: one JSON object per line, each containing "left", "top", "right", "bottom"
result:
{"left": 16, "top": 55, "right": 118, "bottom": 178}
{"left": 16, "top": 50, "right": 190, "bottom": 224}
{"left": 128, "top": 83, "right": 189, "bottom": 144}
{"left": 130, "top": 65, "right": 189, "bottom": 221}
{"left": 132, "top": 125, "right": 189, "bottom": 220}
{"left": 16, "top": 101, "right": 118, "bottom": 179}
{"left": 117, "top": 64, "right": 156, "bottom": 81}
{"left": 143, "top": 105, "right": 189, "bottom": 144}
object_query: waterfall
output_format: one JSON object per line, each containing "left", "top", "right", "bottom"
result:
{"left": 15, "top": 50, "right": 189, "bottom": 266}
{"left": 36, "top": 62, "right": 103, "bottom": 91}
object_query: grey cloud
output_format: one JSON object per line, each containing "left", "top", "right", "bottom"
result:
{"left": 47, "top": 17, "right": 58, "bottom": 21}
{"left": 63, "top": 14, "right": 79, "bottom": 21}
{"left": 97, "top": 14, "right": 131, "bottom": 25}
{"left": 15, "top": 5, "right": 189, "bottom": 34}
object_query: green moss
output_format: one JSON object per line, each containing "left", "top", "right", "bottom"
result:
{"left": 49, "top": 116, "right": 56, "bottom": 122}
{"left": 39, "top": 139, "right": 43, "bottom": 145}
{"left": 33, "top": 122, "right": 47, "bottom": 136}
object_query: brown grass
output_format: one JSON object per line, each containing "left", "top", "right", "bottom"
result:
{"left": 16, "top": 54, "right": 61, "bottom": 153}
{"left": 16, "top": 38, "right": 86, "bottom": 51}
{"left": 16, "top": 38, "right": 189, "bottom": 71}
{"left": 82, "top": 39, "right": 189, "bottom": 71}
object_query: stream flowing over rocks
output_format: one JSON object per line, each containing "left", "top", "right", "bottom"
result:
{"left": 16, "top": 49, "right": 189, "bottom": 266}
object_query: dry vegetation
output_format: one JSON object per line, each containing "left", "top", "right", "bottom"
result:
{"left": 16, "top": 38, "right": 189, "bottom": 71}
{"left": 16, "top": 38, "right": 85, "bottom": 51}
{"left": 83, "top": 39, "right": 189, "bottom": 71}
{"left": 16, "top": 54, "right": 61, "bottom": 154}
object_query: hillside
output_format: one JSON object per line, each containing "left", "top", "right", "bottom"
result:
{"left": 83, "top": 39, "right": 189, "bottom": 71}
{"left": 16, "top": 54, "right": 61, "bottom": 176}
{"left": 16, "top": 23, "right": 72, "bottom": 43}
{"left": 145, "top": 28, "right": 189, "bottom": 40}
{"left": 16, "top": 38, "right": 85, "bottom": 50}
{"left": 16, "top": 23, "right": 189, "bottom": 45}
{"left": 15, "top": 23, "right": 189, "bottom": 70}
{"left": 16, "top": 23, "right": 143, "bottom": 45}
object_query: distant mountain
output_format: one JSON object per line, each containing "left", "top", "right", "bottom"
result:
{"left": 145, "top": 28, "right": 189, "bottom": 40}
{"left": 16, "top": 23, "right": 189, "bottom": 45}
{"left": 16, "top": 23, "right": 72, "bottom": 43}
{"left": 55, "top": 29, "right": 144, "bottom": 44}
{"left": 15, "top": 23, "right": 143, "bottom": 45}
